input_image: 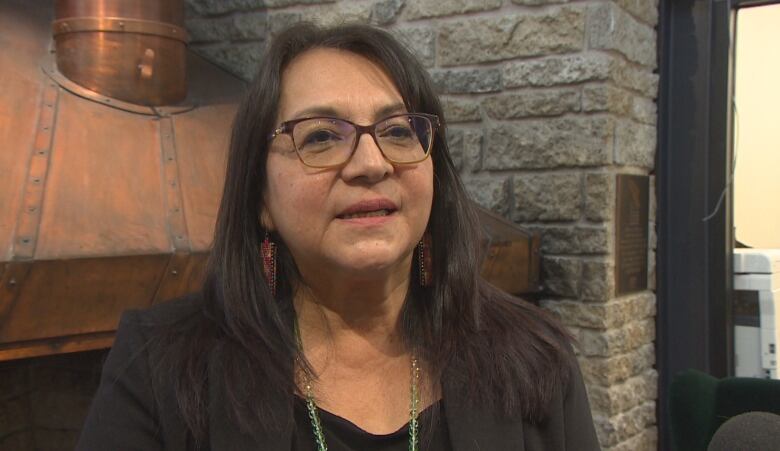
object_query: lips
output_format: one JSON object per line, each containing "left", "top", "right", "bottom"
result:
{"left": 336, "top": 198, "right": 398, "bottom": 219}
{"left": 340, "top": 209, "right": 392, "bottom": 219}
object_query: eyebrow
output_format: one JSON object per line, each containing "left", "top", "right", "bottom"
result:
{"left": 288, "top": 102, "right": 408, "bottom": 122}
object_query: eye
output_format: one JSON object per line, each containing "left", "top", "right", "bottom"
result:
{"left": 379, "top": 124, "right": 414, "bottom": 140}
{"left": 303, "top": 129, "right": 340, "bottom": 145}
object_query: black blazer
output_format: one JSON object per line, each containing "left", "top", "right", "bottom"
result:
{"left": 76, "top": 295, "right": 601, "bottom": 450}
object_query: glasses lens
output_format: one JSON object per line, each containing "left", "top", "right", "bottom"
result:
{"left": 375, "top": 114, "right": 432, "bottom": 163}
{"left": 292, "top": 118, "right": 356, "bottom": 167}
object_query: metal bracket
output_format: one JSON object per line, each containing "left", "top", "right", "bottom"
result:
{"left": 153, "top": 116, "right": 196, "bottom": 303}
{"left": 2, "top": 82, "right": 59, "bottom": 329}
{"left": 159, "top": 117, "right": 191, "bottom": 253}
{"left": 13, "top": 81, "right": 60, "bottom": 260}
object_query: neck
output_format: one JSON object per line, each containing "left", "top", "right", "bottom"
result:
{"left": 293, "top": 267, "right": 412, "bottom": 369}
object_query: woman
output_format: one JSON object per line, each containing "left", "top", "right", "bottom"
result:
{"left": 77, "top": 23, "right": 600, "bottom": 451}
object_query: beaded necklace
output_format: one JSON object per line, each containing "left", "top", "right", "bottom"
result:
{"left": 295, "top": 321, "right": 421, "bottom": 451}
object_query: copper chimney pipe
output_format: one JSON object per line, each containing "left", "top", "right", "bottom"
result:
{"left": 52, "top": 0, "right": 188, "bottom": 106}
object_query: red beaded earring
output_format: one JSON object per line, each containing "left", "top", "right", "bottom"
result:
{"left": 261, "top": 232, "right": 277, "bottom": 297}
{"left": 418, "top": 232, "right": 432, "bottom": 287}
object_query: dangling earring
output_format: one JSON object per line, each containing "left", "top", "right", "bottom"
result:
{"left": 418, "top": 232, "right": 432, "bottom": 287}
{"left": 261, "top": 232, "right": 277, "bottom": 297}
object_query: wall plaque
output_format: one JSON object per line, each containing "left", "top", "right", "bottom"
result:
{"left": 615, "top": 174, "right": 649, "bottom": 295}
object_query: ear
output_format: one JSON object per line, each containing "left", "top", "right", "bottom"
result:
{"left": 259, "top": 208, "right": 275, "bottom": 231}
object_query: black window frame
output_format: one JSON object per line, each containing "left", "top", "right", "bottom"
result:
{"left": 657, "top": 0, "right": 780, "bottom": 449}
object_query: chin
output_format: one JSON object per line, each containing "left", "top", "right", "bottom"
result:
{"left": 332, "top": 250, "right": 411, "bottom": 277}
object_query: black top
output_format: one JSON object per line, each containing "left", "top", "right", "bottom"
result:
{"left": 76, "top": 294, "right": 602, "bottom": 450}
{"left": 292, "top": 397, "right": 451, "bottom": 451}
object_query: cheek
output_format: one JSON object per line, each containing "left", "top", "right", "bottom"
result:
{"left": 405, "top": 164, "right": 435, "bottom": 224}
{"left": 424, "top": 165, "right": 435, "bottom": 204}
{"left": 266, "top": 166, "right": 328, "bottom": 234}
{"left": 420, "top": 161, "right": 435, "bottom": 201}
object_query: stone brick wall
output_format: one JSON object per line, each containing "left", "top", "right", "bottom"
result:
{"left": 184, "top": 1, "right": 659, "bottom": 450}
{"left": 0, "top": 351, "right": 105, "bottom": 450}
{"left": 0, "top": 2, "right": 657, "bottom": 450}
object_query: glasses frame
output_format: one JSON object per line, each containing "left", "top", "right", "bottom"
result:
{"left": 268, "top": 113, "right": 441, "bottom": 168}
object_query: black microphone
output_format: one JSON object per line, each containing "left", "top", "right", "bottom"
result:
{"left": 707, "top": 411, "right": 780, "bottom": 451}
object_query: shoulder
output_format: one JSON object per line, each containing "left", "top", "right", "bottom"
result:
{"left": 478, "top": 281, "right": 572, "bottom": 351}
{"left": 77, "top": 296, "right": 206, "bottom": 450}
{"left": 112, "top": 291, "right": 216, "bottom": 392}
{"left": 444, "top": 281, "right": 577, "bottom": 421}
{"left": 482, "top": 293, "right": 599, "bottom": 447}
{"left": 484, "top": 290, "right": 576, "bottom": 384}
{"left": 533, "top": 347, "right": 601, "bottom": 449}
{"left": 111, "top": 292, "right": 212, "bottom": 351}
{"left": 480, "top": 292, "right": 600, "bottom": 448}
{"left": 106, "top": 291, "right": 211, "bottom": 381}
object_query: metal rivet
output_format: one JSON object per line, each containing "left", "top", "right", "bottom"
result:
{"left": 28, "top": 207, "right": 37, "bottom": 212}
{"left": 20, "top": 238, "right": 30, "bottom": 244}
{"left": 9, "top": 278, "right": 16, "bottom": 286}
{"left": 171, "top": 270, "right": 178, "bottom": 275}
{"left": 32, "top": 178, "right": 41, "bottom": 183}
{"left": 37, "top": 151, "right": 45, "bottom": 155}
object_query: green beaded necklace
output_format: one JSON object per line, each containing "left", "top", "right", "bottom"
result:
{"left": 295, "top": 321, "right": 421, "bottom": 451}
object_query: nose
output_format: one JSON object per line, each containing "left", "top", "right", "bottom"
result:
{"left": 340, "top": 132, "right": 394, "bottom": 183}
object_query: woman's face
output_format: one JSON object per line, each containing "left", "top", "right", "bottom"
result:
{"left": 263, "top": 48, "right": 434, "bottom": 284}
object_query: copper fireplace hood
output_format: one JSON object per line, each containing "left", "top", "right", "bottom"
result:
{"left": 0, "top": 0, "right": 539, "bottom": 363}
{"left": 0, "top": 0, "right": 243, "bottom": 361}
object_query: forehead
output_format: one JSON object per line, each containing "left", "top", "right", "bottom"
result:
{"left": 277, "top": 48, "right": 405, "bottom": 122}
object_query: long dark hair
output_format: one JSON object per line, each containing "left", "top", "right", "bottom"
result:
{"left": 154, "top": 22, "right": 572, "bottom": 444}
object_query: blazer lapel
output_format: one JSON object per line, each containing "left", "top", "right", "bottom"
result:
{"left": 208, "top": 349, "right": 294, "bottom": 450}
{"left": 443, "top": 375, "right": 526, "bottom": 451}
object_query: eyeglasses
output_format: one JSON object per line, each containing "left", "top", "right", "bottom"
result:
{"left": 268, "top": 113, "right": 440, "bottom": 168}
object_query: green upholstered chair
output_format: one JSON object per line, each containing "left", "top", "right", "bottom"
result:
{"left": 669, "top": 369, "right": 780, "bottom": 450}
